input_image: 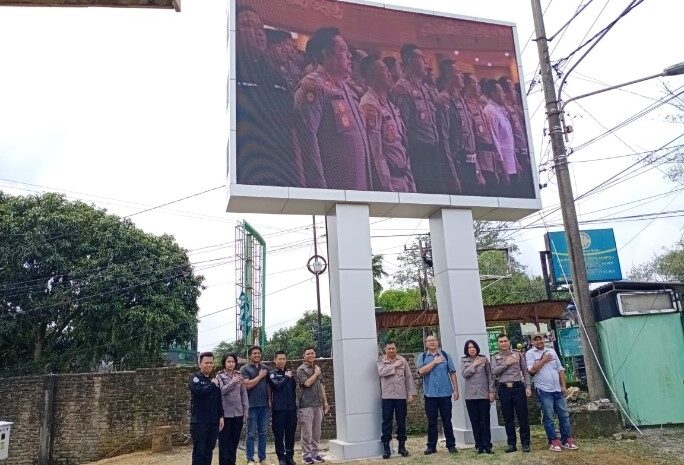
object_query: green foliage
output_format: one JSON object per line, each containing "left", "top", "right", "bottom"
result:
{"left": 264, "top": 311, "right": 332, "bottom": 359}
{"left": 629, "top": 236, "right": 684, "bottom": 282}
{"left": 376, "top": 288, "right": 421, "bottom": 311}
{"left": 372, "top": 254, "right": 389, "bottom": 294}
{"left": 0, "top": 192, "right": 204, "bottom": 375}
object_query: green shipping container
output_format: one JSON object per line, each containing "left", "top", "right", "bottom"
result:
{"left": 597, "top": 313, "right": 684, "bottom": 425}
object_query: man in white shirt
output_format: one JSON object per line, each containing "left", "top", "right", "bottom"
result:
{"left": 482, "top": 80, "right": 520, "bottom": 189}
{"left": 525, "top": 332, "right": 579, "bottom": 452}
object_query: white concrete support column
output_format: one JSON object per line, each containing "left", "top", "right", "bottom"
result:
{"left": 429, "top": 208, "right": 506, "bottom": 447}
{"left": 326, "top": 204, "right": 383, "bottom": 460}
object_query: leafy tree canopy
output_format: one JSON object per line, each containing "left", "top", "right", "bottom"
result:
{"left": 0, "top": 193, "right": 204, "bottom": 375}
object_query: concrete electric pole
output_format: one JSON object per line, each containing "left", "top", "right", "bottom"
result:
{"left": 531, "top": 0, "right": 608, "bottom": 400}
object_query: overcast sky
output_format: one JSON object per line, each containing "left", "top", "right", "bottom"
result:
{"left": 1, "top": 0, "right": 683, "bottom": 351}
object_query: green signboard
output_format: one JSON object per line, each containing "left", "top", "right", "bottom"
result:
{"left": 487, "top": 326, "right": 505, "bottom": 354}
{"left": 558, "top": 326, "right": 583, "bottom": 357}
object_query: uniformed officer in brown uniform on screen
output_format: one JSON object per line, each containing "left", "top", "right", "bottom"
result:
{"left": 391, "top": 44, "right": 459, "bottom": 194}
{"left": 294, "top": 27, "right": 372, "bottom": 190}
{"left": 235, "top": 6, "right": 296, "bottom": 187}
{"left": 463, "top": 74, "right": 507, "bottom": 193}
{"left": 438, "top": 60, "right": 485, "bottom": 195}
{"left": 491, "top": 333, "right": 532, "bottom": 453}
{"left": 499, "top": 76, "right": 534, "bottom": 197}
{"left": 359, "top": 55, "right": 415, "bottom": 193}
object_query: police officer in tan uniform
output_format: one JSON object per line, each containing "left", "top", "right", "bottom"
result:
{"left": 499, "top": 76, "right": 534, "bottom": 197}
{"left": 491, "top": 333, "right": 532, "bottom": 453}
{"left": 359, "top": 55, "right": 415, "bottom": 193}
{"left": 235, "top": 6, "right": 297, "bottom": 188}
{"left": 391, "top": 44, "right": 459, "bottom": 194}
{"left": 438, "top": 60, "right": 484, "bottom": 195}
{"left": 463, "top": 74, "right": 508, "bottom": 193}
{"left": 294, "top": 27, "right": 372, "bottom": 190}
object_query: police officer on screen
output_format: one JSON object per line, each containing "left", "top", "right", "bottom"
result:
{"left": 391, "top": 44, "right": 458, "bottom": 194}
{"left": 189, "top": 351, "right": 224, "bottom": 465}
{"left": 499, "top": 76, "right": 534, "bottom": 197}
{"left": 235, "top": 6, "right": 297, "bottom": 187}
{"left": 491, "top": 334, "right": 532, "bottom": 453}
{"left": 294, "top": 27, "right": 372, "bottom": 190}
{"left": 359, "top": 55, "right": 415, "bottom": 193}
{"left": 437, "top": 60, "right": 484, "bottom": 194}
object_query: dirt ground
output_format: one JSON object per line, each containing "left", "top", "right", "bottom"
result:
{"left": 89, "top": 426, "right": 684, "bottom": 465}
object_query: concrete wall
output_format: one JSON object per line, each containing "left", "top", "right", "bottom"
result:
{"left": 0, "top": 356, "right": 544, "bottom": 465}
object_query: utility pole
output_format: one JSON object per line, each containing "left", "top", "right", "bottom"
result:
{"left": 531, "top": 0, "right": 607, "bottom": 399}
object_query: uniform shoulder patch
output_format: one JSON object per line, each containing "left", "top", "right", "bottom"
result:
{"left": 270, "top": 373, "right": 275, "bottom": 379}
{"left": 193, "top": 376, "right": 200, "bottom": 383}
{"left": 361, "top": 103, "right": 378, "bottom": 129}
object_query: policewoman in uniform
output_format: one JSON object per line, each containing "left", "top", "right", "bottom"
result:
{"left": 189, "top": 351, "right": 224, "bottom": 465}
{"left": 491, "top": 334, "right": 532, "bottom": 453}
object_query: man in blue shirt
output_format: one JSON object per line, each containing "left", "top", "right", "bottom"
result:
{"left": 526, "top": 332, "right": 578, "bottom": 452}
{"left": 416, "top": 335, "right": 460, "bottom": 455}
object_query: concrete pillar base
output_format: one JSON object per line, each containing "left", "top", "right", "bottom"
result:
{"left": 328, "top": 438, "right": 383, "bottom": 461}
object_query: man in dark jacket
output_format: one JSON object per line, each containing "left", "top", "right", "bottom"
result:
{"left": 189, "top": 351, "right": 224, "bottom": 465}
{"left": 269, "top": 350, "right": 298, "bottom": 465}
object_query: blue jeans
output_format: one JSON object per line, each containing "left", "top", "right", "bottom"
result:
{"left": 536, "top": 389, "right": 571, "bottom": 443}
{"left": 246, "top": 406, "right": 269, "bottom": 461}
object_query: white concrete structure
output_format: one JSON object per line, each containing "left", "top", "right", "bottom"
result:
{"left": 326, "top": 204, "right": 384, "bottom": 460}
{"left": 430, "top": 209, "right": 507, "bottom": 446}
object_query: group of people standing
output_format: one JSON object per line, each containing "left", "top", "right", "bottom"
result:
{"left": 189, "top": 332, "right": 578, "bottom": 465}
{"left": 234, "top": 6, "right": 534, "bottom": 198}
{"left": 378, "top": 333, "right": 579, "bottom": 457}
{"left": 188, "top": 346, "right": 328, "bottom": 465}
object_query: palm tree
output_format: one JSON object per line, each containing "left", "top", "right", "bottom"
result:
{"left": 372, "top": 254, "right": 389, "bottom": 294}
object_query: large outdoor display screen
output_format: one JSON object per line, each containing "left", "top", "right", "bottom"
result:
{"left": 228, "top": 0, "right": 540, "bottom": 217}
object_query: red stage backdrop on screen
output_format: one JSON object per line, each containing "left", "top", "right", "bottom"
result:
{"left": 228, "top": 0, "right": 540, "bottom": 217}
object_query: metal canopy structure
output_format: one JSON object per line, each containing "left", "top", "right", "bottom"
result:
{"left": 375, "top": 300, "right": 570, "bottom": 330}
{"left": 0, "top": 0, "right": 180, "bottom": 10}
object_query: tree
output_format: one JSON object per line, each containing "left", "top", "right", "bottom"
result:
{"left": 629, "top": 236, "right": 684, "bottom": 282}
{"left": 372, "top": 254, "right": 388, "bottom": 294}
{"left": 264, "top": 311, "right": 332, "bottom": 359}
{"left": 0, "top": 193, "right": 204, "bottom": 375}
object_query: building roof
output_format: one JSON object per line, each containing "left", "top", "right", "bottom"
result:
{"left": 375, "top": 299, "right": 570, "bottom": 330}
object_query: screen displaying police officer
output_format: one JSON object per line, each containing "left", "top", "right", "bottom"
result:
{"left": 359, "top": 55, "right": 416, "bottom": 193}
{"left": 391, "top": 44, "right": 459, "bottom": 195}
{"left": 293, "top": 27, "right": 373, "bottom": 191}
{"left": 235, "top": 6, "right": 298, "bottom": 187}
{"left": 189, "top": 352, "right": 224, "bottom": 465}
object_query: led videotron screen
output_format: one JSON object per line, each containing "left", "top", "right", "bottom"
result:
{"left": 229, "top": 0, "right": 537, "bottom": 210}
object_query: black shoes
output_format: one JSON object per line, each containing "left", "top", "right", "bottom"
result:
{"left": 382, "top": 442, "right": 391, "bottom": 459}
{"left": 485, "top": 448, "right": 494, "bottom": 454}
{"left": 447, "top": 446, "right": 458, "bottom": 454}
{"left": 286, "top": 459, "right": 296, "bottom": 465}
{"left": 398, "top": 441, "right": 409, "bottom": 457}
{"left": 522, "top": 445, "right": 531, "bottom": 453}
{"left": 476, "top": 448, "right": 484, "bottom": 454}
{"left": 504, "top": 445, "right": 517, "bottom": 453}
{"left": 424, "top": 447, "right": 437, "bottom": 455}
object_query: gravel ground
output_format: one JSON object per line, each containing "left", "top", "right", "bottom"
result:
{"left": 89, "top": 426, "right": 684, "bottom": 465}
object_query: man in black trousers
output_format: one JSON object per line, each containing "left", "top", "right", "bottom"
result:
{"left": 269, "top": 350, "right": 298, "bottom": 465}
{"left": 189, "top": 351, "right": 224, "bottom": 465}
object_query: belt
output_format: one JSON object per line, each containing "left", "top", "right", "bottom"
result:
{"left": 499, "top": 381, "right": 523, "bottom": 388}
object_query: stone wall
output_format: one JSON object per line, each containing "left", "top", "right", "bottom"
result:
{"left": 0, "top": 355, "right": 545, "bottom": 465}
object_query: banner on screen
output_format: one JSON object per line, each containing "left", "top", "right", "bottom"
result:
{"left": 227, "top": 0, "right": 541, "bottom": 218}
{"left": 545, "top": 229, "right": 623, "bottom": 285}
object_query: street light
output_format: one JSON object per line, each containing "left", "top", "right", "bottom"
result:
{"left": 562, "top": 61, "right": 684, "bottom": 122}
